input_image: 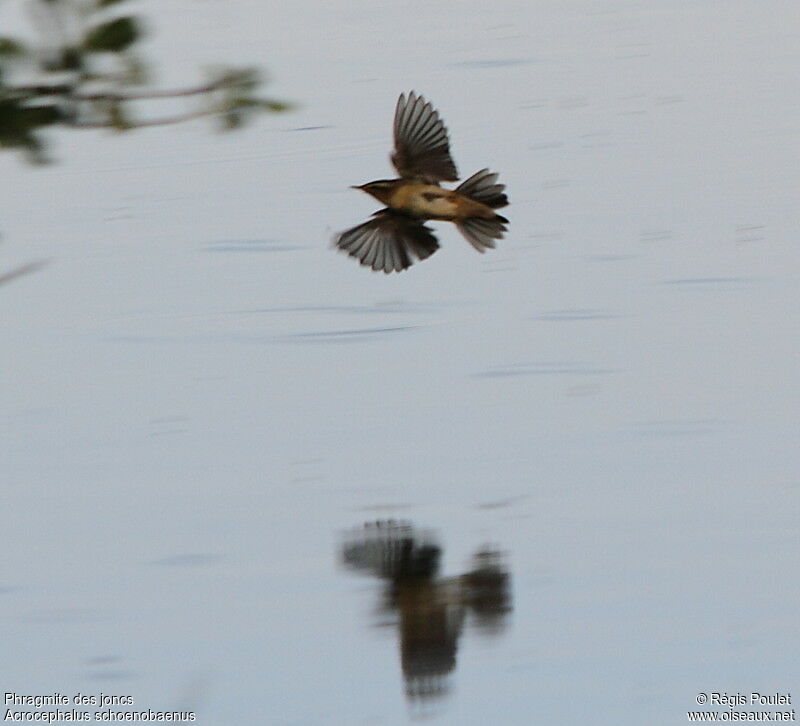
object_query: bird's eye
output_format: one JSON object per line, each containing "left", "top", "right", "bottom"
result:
{"left": 422, "top": 192, "right": 442, "bottom": 202}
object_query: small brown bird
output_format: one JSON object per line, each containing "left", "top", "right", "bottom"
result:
{"left": 335, "top": 91, "right": 509, "bottom": 273}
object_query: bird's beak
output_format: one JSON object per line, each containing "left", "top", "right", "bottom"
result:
{"left": 350, "top": 185, "right": 363, "bottom": 190}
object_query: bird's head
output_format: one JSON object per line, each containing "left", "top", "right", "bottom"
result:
{"left": 352, "top": 180, "right": 397, "bottom": 205}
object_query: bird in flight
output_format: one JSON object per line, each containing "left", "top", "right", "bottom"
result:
{"left": 335, "top": 91, "right": 509, "bottom": 273}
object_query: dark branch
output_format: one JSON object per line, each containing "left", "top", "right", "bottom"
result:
{"left": 68, "top": 107, "right": 217, "bottom": 129}
{"left": 7, "top": 78, "right": 229, "bottom": 101}
{"left": 0, "top": 260, "right": 50, "bottom": 287}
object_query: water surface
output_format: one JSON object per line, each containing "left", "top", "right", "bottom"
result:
{"left": 2, "top": 1, "right": 799, "bottom": 723}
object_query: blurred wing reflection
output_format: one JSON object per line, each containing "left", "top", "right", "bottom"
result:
{"left": 340, "top": 520, "right": 512, "bottom": 703}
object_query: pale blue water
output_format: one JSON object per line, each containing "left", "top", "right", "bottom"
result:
{"left": 2, "top": 1, "right": 799, "bottom": 723}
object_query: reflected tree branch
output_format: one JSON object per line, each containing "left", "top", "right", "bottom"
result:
{"left": 0, "top": 259, "right": 50, "bottom": 286}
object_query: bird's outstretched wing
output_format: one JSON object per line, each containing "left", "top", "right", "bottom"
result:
{"left": 334, "top": 210, "right": 440, "bottom": 273}
{"left": 391, "top": 92, "right": 458, "bottom": 182}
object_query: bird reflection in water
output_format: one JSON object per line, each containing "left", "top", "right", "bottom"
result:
{"left": 340, "top": 520, "right": 512, "bottom": 702}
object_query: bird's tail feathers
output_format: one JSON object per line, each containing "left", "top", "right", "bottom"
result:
{"left": 456, "top": 169, "right": 509, "bottom": 209}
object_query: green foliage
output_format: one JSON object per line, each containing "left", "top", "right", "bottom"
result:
{"left": 106, "top": 100, "right": 131, "bottom": 130}
{"left": 0, "top": 38, "right": 27, "bottom": 57}
{"left": 83, "top": 17, "right": 140, "bottom": 52}
{"left": 119, "top": 54, "right": 148, "bottom": 86}
{"left": 0, "top": 0, "right": 291, "bottom": 163}
{"left": 206, "top": 67, "right": 293, "bottom": 132}
{"left": 42, "top": 47, "right": 83, "bottom": 71}
{"left": 259, "top": 99, "right": 292, "bottom": 113}
{"left": 0, "top": 95, "right": 64, "bottom": 163}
